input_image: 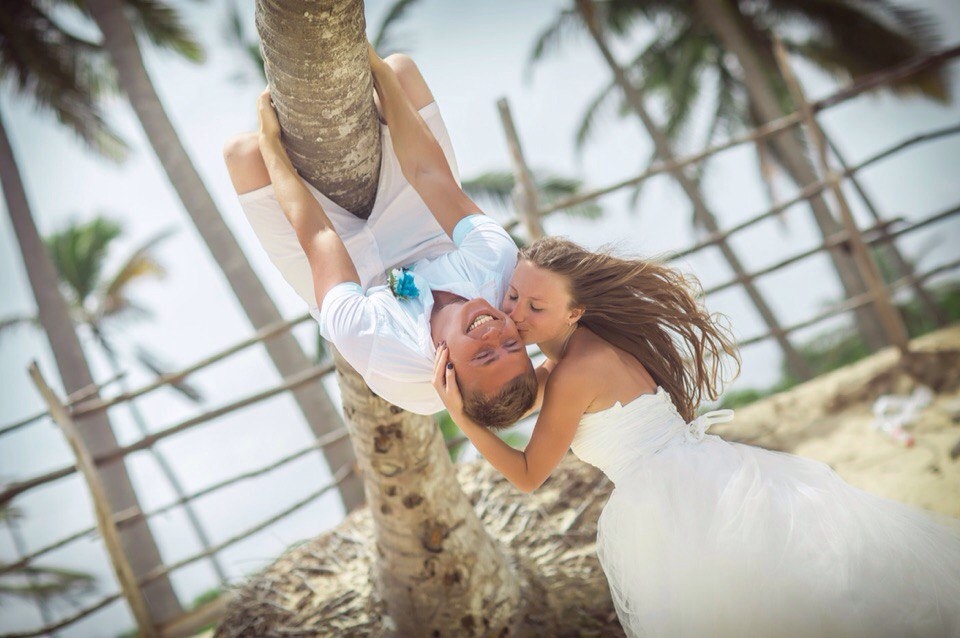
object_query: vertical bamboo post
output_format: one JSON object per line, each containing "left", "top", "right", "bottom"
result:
{"left": 772, "top": 40, "right": 910, "bottom": 355}
{"left": 497, "top": 98, "right": 545, "bottom": 240}
{"left": 824, "top": 134, "right": 947, "bottom": 327}
{"left": 28, "top": 362, "right": 161, "bottom": 638}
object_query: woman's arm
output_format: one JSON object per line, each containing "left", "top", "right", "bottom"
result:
{"left": 368, "top": 46, "right": 479, "bottom": 238}
{"left": 256, "top": 90, "right": 360, "bottom": 304}
{"left": 434, "top": 346, "right": 596, "bottom": 493}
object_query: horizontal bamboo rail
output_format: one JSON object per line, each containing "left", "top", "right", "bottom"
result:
{"left": 0, "top": 360, "right": 335, "bottom": 507}
{"left": 0, "top": 371, "right": 125, "bottom": 439}
{"left": 0, "top": 466, "right": 351, "bottom": 638}
{"left": 701, "top": 219, "right": 900, "bottom": 297}
{"left": 697, "top": 201, "right": 960, "bottom": 299}
{"left": 70, "top": 312, "right": 312, "bottom": 418}
{"left": 140, "top": 463, "right": 352, "bottom": 587}
{"left": 507, "top": 44, "right": 960, "bottom": 226}
{"left": 668, "top": 123, "right": 960, "bottom": 261}
{"left": 0, "top": 428, "right": 350, "bottom": 578}
{"left": 739, "top": 257, "right": 960, "bottom": 348}
{"left": 0, "top": 593, "right": 123, "bottom": 638}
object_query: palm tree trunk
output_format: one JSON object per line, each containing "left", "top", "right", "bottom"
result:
{"left": 333, "top": 352, "right": 521, "bottom": 634}
{"left": 0, "top": 107, "right": 183, "bottom": 625}
{"left": 83, "top": 0, "right": 364, "bottom": 513}
{"left": 92, "top": 327, "right": 230, "bottom": 587}
{"left": 255, "top": 1, "right": 522, "bottom": 631}
{"left": 255, "top": 0, "right": 381, "bottom": 218}
{"left": 575, "top": 0, "right": 814, "bottom": 382}
{"left": 693, "top": 0, "right": 889, "bottom": 351}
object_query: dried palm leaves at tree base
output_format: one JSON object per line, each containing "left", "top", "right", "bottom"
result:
{"left": 216, "top": 455, "right": 623, "bottom": 637}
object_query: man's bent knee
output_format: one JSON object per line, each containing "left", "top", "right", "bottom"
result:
{"left": 384, "top": 54, "right": 434, "bottom": 111}
{"left": 223, "top": 132, "right": 270, "bottom": 194}
{"left": 223, "top": 132, "right": 259, "bottom": 166}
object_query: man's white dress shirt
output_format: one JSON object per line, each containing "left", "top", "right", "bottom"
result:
{"left": 315, "top": 216, "right": 518, "bottom": 415}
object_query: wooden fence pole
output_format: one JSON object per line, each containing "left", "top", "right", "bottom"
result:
{"left": 497, "top": 98, "right": 545, "bottom": 240}
{"left": 28, "top": 362, "right": 160, "bottom": 638}
{"left": 823, "top": 133, "right": 947, "bottom": 327}
{"left": 772, "top": 40, "right": 911, "bottom": 355}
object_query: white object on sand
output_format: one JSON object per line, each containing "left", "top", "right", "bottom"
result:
{"left": 871, "top": 385, "right": 934, "bottom": 447}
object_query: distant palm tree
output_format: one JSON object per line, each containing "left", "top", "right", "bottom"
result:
{"left": 77, "top": 0, "right": 364, "bottom": 517}
{"left": 0, "top": 507, "right": 96, "bottom": 602}
{"left": 533, "top": 0, "right": 948, "bottom": 349}
{"left": 47, "top": 217, "right": 229, "bottom": 584}
{"left": 530, "top": 0, "right": 948, "bottom": 197}
{"left": 0, "top": 25, "right": 183, "bottom": 617}
{"left": 0, "top": 504, "right": 94, "bottom": 634}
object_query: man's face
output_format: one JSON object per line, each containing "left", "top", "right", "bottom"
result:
{"left": 431, "top": 297, "right": 532, "bottom": 396}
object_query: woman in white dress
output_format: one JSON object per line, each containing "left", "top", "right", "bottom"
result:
{"left": 433, "top": 236, "right": 960, "bottom": 637}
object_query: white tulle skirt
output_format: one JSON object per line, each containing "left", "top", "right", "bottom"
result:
{"left": 596, "top": 434, "right": 960, "bottom": 638}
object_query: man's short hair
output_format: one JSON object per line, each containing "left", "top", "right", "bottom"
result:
{"left": 462, "top": 367, "right": 538, "bottom": 430}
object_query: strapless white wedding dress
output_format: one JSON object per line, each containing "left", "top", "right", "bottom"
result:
{"left": 570, "top": 386, "right": 960, "bottom": 638}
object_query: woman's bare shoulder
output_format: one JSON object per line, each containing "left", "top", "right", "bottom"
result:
{"left": 551, "top": 337, "right": 611, "bottom": 384}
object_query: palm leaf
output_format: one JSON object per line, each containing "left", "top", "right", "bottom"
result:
{"left": 0, "top": 315, "right": 40, "bottom": 337}
{"left": 97, "top": 226, "right": 176, "bottom": 320}
{"left": 538, "top": 174, "right": 602, "bottom": 219}
{"left": 0, "top": 505, "right": 23, "bottom": 523}
{"left": 371, "top": 0, "right": 424, "bottom": 56}
{"left": 574, "top": 79, "right": 621, "bottom": 152}
{"left": 0, "top": 565, "right": 95, "bottom": 601}
{"left": 765, "top": 0, "right": 947, "bottom": 101}
{"left": 45, "top": 216, "right": 123, "bottom": 307}
{"left": 0, "top": 2, "right": 127, "bottom": 160}
{"left": 526, "top": 8, "right": 581, "bottom": 80}
{"left": 463, "top": 170, "right": 602, "bottom": 220}
{"left": 135, "top": 347, "right": 204, "bottom": 403}
{"left": 122, "top": 0, "right": 205, "bottom": 63}
{"left": 462, "top": 171, "right": 515, "bottom": 209}
{"left": 626, "top": 148, "right": 658, "bottom": 214}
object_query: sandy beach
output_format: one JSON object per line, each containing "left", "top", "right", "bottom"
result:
{"left": 713, "top": 324, "right": 960, "bottom": 518}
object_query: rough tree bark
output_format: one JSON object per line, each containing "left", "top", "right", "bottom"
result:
{"left": 253, "top": 0, "right": 522, "bottom": 633}
{"left": 255, "top": 0, "right": 382, "bottom": 218}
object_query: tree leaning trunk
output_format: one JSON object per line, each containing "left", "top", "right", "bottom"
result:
{"left": 693, "top": 0, "right": 889, "bottom": 352}
{"left": 333, "top": 352, "right": 521, "bottom": 634}
{"left": 255, "top": 1, "right": 522, "bottom": 632}
{"left": 83, "top": 0, "right": 364, "bottom": 513}
{"left": 0, "top": 108, "right": 183, "bottom": 625}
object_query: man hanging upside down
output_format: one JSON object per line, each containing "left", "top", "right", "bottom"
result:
{"left": 223, "top": 47, "right": 537, "bottom": 428}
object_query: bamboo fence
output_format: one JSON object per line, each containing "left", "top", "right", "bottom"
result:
{"left": 2, "top": 44, "right": 959, "bottom": 638}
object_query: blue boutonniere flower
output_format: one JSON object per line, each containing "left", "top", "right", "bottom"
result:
{"left": 388, "top": 267, "right": 420, "bottom": 300}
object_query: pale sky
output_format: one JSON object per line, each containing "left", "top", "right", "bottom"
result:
{"left": 1, "top": 0, "right": 958, "bottom": 634}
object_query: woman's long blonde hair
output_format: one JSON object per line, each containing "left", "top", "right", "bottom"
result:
{"left": 521, "top": 237, "right": 740, "bottom": 422}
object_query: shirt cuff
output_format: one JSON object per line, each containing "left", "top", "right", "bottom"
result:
{"left": 452, "top": 214, "right": 494, "bottom": 247}
{"left": 316, "top": 281, "right": 364, "bottom": 335}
